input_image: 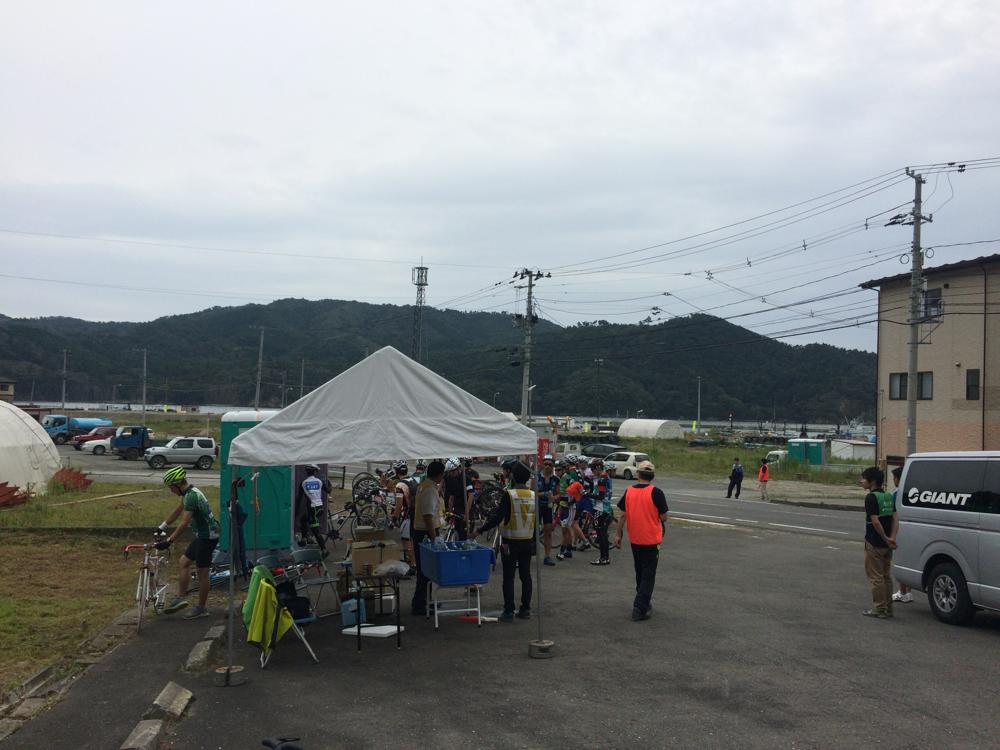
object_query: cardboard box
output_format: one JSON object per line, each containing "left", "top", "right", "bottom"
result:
{"left": 350, "top": 540, "right": 400, "bottom": 576}
{"left": 353, "top": 526, "right": 387, "bottom": 542}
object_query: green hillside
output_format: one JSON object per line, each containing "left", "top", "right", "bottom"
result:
{"left": 0, "top": 301, "right": 875, "bottom": 422}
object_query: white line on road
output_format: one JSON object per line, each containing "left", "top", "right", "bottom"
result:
{"left": 767, "top": 523, "right": 849, "bottom": 535}
{"left": 671, "top": 511, "right": 732, "bottom": 521}
{"left": 673, "top": 518, "right": 736, "bottom": 528}
{"left": 732, "top": 518, "right": 760, "bottom": 524}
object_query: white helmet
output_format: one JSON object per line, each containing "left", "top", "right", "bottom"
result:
{"left": 445, "top": 457, "right": 461, "bottom": 471}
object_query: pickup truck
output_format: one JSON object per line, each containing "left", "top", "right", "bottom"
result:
{"left": 41, "top": 415, "right": 113, "bottom": 445}
{"left": 111, "top": 426, "right": 164, "bottom": 461}
{"left": 145, "top": 437, "right": 217, "bottom": 470}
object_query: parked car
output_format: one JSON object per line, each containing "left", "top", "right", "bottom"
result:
{"left": 81, "top": 437, "right": 113, "bottom": 456}
{"left": 72, "top": 425, "right": 117, "bottom": 450}
{"left": 893, "top": 451, "right": 1000, "bottom": 626}
{"left": 144, "top": 437, "right": 217, "bottom": 470}
{"left": 688, "top": 438, "right": 719, "bottom": 447}
{"left": 581, "top": 443, "right": 626, "bottom": 459}
{"left": 604, "top": 451, "right": 652, "bottom": 480}
{"left": 765, "top": 450, "right": 788, "bottom": 465}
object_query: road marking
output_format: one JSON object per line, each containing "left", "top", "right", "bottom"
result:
{"left": 767, "top": 523, "right": 849, "bottom": 535}
{"left": 673, "top": 518, "right": 736, "bottom": 528}
{"left": 671, "top": 511, "right": 732, "bottom": 520}
{"left": 732, "top": 518, "right": 759, "bottom": 524}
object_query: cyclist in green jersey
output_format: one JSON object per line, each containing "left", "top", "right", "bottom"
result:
{"left": 156, "top": 467, "right": 221, "bottom": 619}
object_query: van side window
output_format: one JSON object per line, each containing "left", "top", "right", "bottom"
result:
{"left": 982, "top": 464, "right": 1000, "bottom": 515}
{"left": 902, "top": 460, "right": 986, "bottom": 513}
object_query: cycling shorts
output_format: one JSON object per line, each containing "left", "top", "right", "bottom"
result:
{"left": 539, "top": 506, "right": 553, "bottom": 526}
{"left": 184, "top": 538, "right": 219, "bottom": 569}
{"left": 400, "top": 519, "right": 411, "bottom": 540}
{"left": 558, "top": 506, "right": 576, "bottom": 528}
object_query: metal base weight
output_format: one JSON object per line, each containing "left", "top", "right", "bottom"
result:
{"left": 529, "top": 639, "right": 555, "bottom": 659}
{"left": 214, "top": 665, "right": 248, "bottom": 686}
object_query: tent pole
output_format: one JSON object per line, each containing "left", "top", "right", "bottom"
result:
{"left": 222, "top": 477, "right": 246, "bottom": 686}
{"left": 528, "top": 451, "right": 553, "bottom": 658}
{"left": 252, "top": 470, "right": 259, "bottom": 562}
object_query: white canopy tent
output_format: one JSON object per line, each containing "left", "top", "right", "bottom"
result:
{"left": 0, "top": 401, "right": 61, "bottom": 493}
{"left": 229, "top": 346, "right": 538, "bottom": 466}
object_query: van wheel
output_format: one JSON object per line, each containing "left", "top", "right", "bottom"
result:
{"left": 623, "top": 470, "right": 633, "bottom": 480}
{"left": 927, "top": 562, "right": 975, "bottom": 626}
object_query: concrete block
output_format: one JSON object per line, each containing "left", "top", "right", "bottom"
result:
{"left": 204, "top": 624, "right": 226, "bottom": 642}
{"left": 120, "top": 719, "right": 163, "bottom": 750}
{"left": 144, "top": 681, "right": 193, "bottom": 720}
{"left": 10, "top": 697, "right": 47, "bottom": 720}
{"left": 0, "top": 719, "right": 23, "bottom": 742}
{"left": 184, "top": 640, "right": 213, "bottom": 672}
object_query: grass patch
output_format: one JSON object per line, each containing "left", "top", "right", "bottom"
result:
{"left": 619, "top": 438, "right": 867, "bottom": 486}
{"left": 0, "top": 482, "right": 221, "bottom": 529}
{"left": 0, "top": 531, "right": 137, "bottom": 694}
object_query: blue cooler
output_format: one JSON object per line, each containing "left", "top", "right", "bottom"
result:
{"left": 419, "top": 541, "right": 495, "bottom": 586}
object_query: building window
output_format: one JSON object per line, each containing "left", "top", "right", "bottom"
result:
{"left": 922, "top": 288, "right": 943, "bottom": 320}
{"left": 967, "top": 369, "right": 981, "bottom": 400}
{"left": 917, "top": 371, "right": 933, "bottom": 400}
{"left": 889, "top": 373, "right": 907, "bottom": 400}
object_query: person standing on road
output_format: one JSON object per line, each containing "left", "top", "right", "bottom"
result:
{"left": 757, "top": 458, "right": 770, "bottom": 501}
{"left": 474, "top": 461, "right": 536, "bottom": 621}
{"left": 443, "top": 458, "right": 469, "bottom": 540}
{"left": 410, "top": 460, "right": 445, "bottom": 616}
{"left": 295, "top": 464, "right": 330, "bottom": 555}
{"left": 888, "top": 466, "right": 913, "bottom": 605}
{"left": 860, "top": 466, "right": 898, "bottom": 619}
{"left": 590, "top": 458, "right": 615, "bottom": 566}
{"left": 614, "top": 460, "right": 669, "bottom": 621}
{"left": 726, "top": 457, "right": 744, "bottom": 499}
{"left": 158, "top": 467, "right": 221, "bottom": 620}
{"left": 536, "top": 455, "right": 559, "bottom": 566}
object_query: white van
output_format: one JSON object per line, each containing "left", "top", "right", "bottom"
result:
{"left": 893, "top": 451, "right": 1000, "bottom": 625}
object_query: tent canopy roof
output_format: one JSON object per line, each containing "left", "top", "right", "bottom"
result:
{"left": 229, "top": 346, "right": 538, "bottom": 466}
{"left": 0, "top": 402, "right": 61, "bottom": 492}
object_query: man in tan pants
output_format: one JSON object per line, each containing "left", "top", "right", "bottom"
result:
{"left": 757, "top": 458, "right": 770, "bottom": 500}
{"left": 859, "top": 466, "right": 898, "bottom": 618}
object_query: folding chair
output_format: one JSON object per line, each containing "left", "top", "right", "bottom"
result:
{"left": 290, "top": 548, "right": 341, "bottom": 618}
{"left": 244, "top": 565, "right": 319, "bottom": 668}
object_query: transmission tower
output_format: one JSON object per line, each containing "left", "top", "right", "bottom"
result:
{"left": 411, "top": 264, "right": 429, "bottom": 361}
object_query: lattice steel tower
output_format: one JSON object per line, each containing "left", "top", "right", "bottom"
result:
{"left": 411, "top": 264, "right": 428, "bottom": 361}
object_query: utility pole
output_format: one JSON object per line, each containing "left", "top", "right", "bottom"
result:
{"left": 253, "top": 327, "right": 265, "bottom": 410}
{"left": 61, "top": 349, "right": 68, "bottom": 409}
{"left": 411, "top": 264, "right": 429, "bottom": 362}
{"left": 140, "top": 349, "right": 147, "bottom": 425}
{"left": 594, "top": 358, "right": 604, "bottom": 423}
{"left": 696, "top": 376, "right": 702, "bottom": 431}
{"left": 299, "top": 358, "right": 305, "bottom": 399}
{"left": 905, "top": 169, "right": 927, "bottom": 456}
{"left": 29, "top": 378, "right": 35, "bottom": 405}
{"left": 516, "top": 268, "right": 547, "bottom": 424}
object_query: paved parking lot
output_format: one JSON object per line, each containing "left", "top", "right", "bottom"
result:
{"left": 9, "top": 522, "right": 999, "bottom": 749}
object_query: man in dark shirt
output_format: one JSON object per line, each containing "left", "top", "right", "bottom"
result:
{"left": 860, "top": 466, "right": 898, "bottom": 619}
{"left": 614, "top": 460, "right": 669, "bottom": 621}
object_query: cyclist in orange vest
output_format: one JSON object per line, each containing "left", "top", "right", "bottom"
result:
{"left": 613, "top": 460, "right": 669, "bottom": 621}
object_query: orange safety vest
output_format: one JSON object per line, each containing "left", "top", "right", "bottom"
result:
{"left": 622, "top": 485, "right": 663, "bottom": 546}
{"left": 758, "top": 465, "right": 769, "bottom": 481}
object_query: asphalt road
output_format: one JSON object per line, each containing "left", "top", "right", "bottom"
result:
{"left": 10, "top": 523, "right": 999, "bottom": 749}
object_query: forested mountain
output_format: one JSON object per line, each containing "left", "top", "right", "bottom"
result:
{"left": 0, "top": 300, "right": 875, "bottom": 422}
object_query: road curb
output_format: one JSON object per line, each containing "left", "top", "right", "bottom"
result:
{"left": 183, "top": 620, "right": 227, "bottom": 672}
{"left": 144, "top": 681, "right": 193, "bottom": 721}
{"left": 769, "top": 498, "right": 864, "bottom": 512}
{"left": 119, "top": 719, "right": 163, "bottom": 750}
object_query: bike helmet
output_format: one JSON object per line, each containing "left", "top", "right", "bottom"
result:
{"left": 542, "top": 453, "right": 554, "bottom": 463}
{"left": 564, "top": 454, "right": 577, "bottom": 464}
{"left": 415, "top": 459, "right": 427, "bottom": 471}
{"left": 392, "top": 460, "right": 408, "bottom": 474}
{"left": 463, "top": 457, "right": 474, "bottom": 467}
{"left": 304, "top": 464, "right": 320, "bottom": 473}
{"left": 589, "top": 457, "right": 603, "bottom": 467}
{"left": 500, "top": 458, "right": 518, "bottom": 472}
{"left": 445, "top": 457, "right": 462, "bottom": 472}
{"left": 163, "top": 466, "right": 187, "bottom": 486}
{"left": 553, "top": 459, "right": 565, "bottom": 468}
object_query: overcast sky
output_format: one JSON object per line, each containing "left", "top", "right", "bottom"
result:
{"left": 2, "top": 0, "right": 998, "bottom": 351}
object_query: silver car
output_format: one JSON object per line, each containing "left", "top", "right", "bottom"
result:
{"left": 893, "top": 451, "right": 1000, "bottom": 625}
{"left": 145, "top": 437, "right": 216, "bottom": 470}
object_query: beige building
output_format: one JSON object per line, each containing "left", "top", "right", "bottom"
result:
{"left": 0, "top": 378, "right": 13, "bottom": 403}
{"left": 861, "top": 254, "right": 1000, "bottom": 462}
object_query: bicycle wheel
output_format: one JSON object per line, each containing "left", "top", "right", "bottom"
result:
{"left": 477, "top": 482, "right": 506, "bottom": 516}
{"left": 135, "top": 567, "right": 149, "bottom": 634}
{"left": 350, "top": 503, "right": 388, "bottom": 537}
{"left": 351, "top": 473, "right": 380, "bottom": 503}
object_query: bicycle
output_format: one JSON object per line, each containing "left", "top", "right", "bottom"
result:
{"left": 123, "top": 535, "right": 170, "bottom": 634}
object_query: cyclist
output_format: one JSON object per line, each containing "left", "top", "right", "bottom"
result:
{"left": 556, "top": 456, "right": 581, "bottom": 560}
{"left": 295, "top": 464, "right": 330, "bottom": 556}
{"left": 589, "top": 458, "right": 614, "bottom": 565}
{"left": 536, "top": 454, "right": 559, "bottom": 566}
{"left": 391, "top": 461, "right": 417, "bottom": 575}
{"left": 443, "top": 458, "right": 469, "bottom": 540}
{"left": 157, "top": 467, "right": 221, "bottom": 619}
{"left": 573, "top": 456, "right": 594, "bottom": 552}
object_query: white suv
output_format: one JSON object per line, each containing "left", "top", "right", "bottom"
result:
{"left": 604, "top": 452, "right": 651, "bottom": 480}
{"left": 145, "top": 437, "right": 217, "bottom": 470}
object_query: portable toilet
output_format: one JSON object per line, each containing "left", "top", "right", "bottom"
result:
{"left": 786, "top": 438, "right": 826, "bottom": 465}
{"left": 219, "top": 410, "right": 293, "bottom": 556}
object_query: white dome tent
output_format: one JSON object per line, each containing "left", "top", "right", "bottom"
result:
{"left": 617, "top": 418, "right": 684, "bottom": 440}
{"left": 0, "top": 401, "right": 62, "bottom": 493}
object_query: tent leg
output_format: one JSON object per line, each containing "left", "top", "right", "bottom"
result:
{"left": 529, "top": 453, "right": 554, "bottom": 659}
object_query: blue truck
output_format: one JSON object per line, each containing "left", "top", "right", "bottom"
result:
{"left": 41, "top": 414, "right": 113, "bottom": 445}
{"left": 111, "top": 425, "right": 163, "bottom": 461}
